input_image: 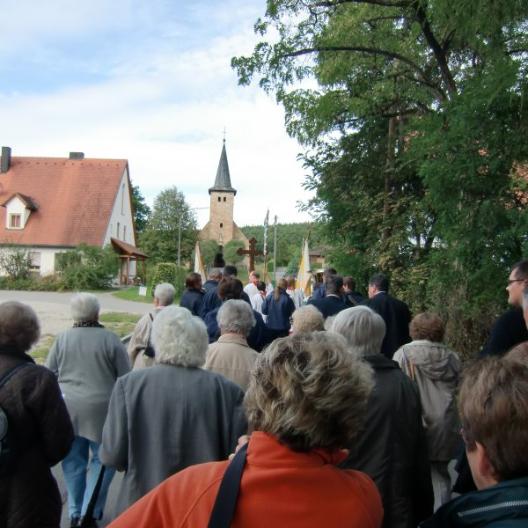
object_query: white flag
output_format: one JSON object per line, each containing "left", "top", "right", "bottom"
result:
{"left": 193, "top": 242, "right": 206, "bottom": 282}
{"left": 296, "top": 238, "right": 312, "bottom": 297}
{"left": 263, "top": 209, "right": 270, "bottom": 256}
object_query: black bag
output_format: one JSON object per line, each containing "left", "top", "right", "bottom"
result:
{"left": 0, "top": 363, "right": 29, "bottom": 476}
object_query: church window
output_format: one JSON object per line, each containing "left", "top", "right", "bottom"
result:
{"left": 218, "top": 197, "right": 221, "bottom": 202}
{"left": 220, "top": 223, "right": 223, "bottom": 228}
{"left": 9, "top": 214, "right": 21, "bottom": 228}
{"left": 223, "top": 197, "right": 226, "bottom": 202}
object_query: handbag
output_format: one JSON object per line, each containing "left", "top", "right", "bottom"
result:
{"left": 208, "top": 442, "right": 248, "bottom": 528}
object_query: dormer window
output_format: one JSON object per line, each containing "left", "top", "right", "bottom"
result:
{"left": 2, "top": 193, "right": 38, "bottom": 230}
{"left": 9, "top": 214, "right": 21, "bottom": 229}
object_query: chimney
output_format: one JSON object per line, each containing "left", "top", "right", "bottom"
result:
{"left": 69, "top": 152, "right": 85, "bottom": 160}
{"left": 1, "top": 146, "right": 11, "bottom": 173}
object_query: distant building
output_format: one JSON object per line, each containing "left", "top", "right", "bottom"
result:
{"left": 199, "top": 140, "right": 248, "bottom": 252}
{"left": 0, "top": 146, "right": 146, "bottom": 283}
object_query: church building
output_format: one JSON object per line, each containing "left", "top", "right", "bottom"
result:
{"left": 199, "top": 140, "right": 248, "bottom": 251}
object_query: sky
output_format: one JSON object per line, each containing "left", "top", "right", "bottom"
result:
{"left": 0, "top": 0, "right": 314, "bottom": 229}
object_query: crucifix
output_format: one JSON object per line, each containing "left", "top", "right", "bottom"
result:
{"left": 237, "top": 237, "right": 262, "bottom": 272}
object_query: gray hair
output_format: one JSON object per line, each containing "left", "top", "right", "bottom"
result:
{"left": 244, "top": 331, "right": 374, "bottom": 452}
{"left": 152, "top": 306, "right": 208, "bottom": 367}
{"left": 331, "top": 306, "right": 386, "bottom": 357}
{"left": 208, "top": 268, "right": 222, "bottom": 280}
{"left": 154, "top": 283, "right": 176, "bottom": 307}
{"left": 291, "top": 305, "right": 324, "bottom": 333}
{"left": 0, "top": 301, "right": 40, "bottom": 352}
{"left": 71, "top": 293, "right": 100, "bottom": 322}
{"left": 217, "top": 300, "right": 255, "bottom": 336}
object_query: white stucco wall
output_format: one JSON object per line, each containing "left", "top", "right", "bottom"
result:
{"left": 4, "top": 196, "right": 31, "bottom": 229}
{"left": 103, "top": 168, "right": 136, "bottom": 247}
{"left": 0, "top": 246, "right": 61, "bottom": 277}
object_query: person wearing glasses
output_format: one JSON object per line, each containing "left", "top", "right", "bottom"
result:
{"left": 420, "top": 357, "right": 528, "bottom": 527}
{"left": 481, "top": 260, "right": 528, "bottom": 357}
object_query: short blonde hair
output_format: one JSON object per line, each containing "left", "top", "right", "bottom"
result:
{"left": 291, "top": 305, "right": 324, "bottom": 333}
{"left": 244, "top": 331, "right": 374, "bottom": 452}
{"left": 152, "top": 306, "right": 208, "bottom": 367}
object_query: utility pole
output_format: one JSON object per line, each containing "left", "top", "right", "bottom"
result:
{"left": 273, "top": 215, "right": 278, "bottom": 285}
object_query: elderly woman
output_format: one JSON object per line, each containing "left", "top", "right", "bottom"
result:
{"left": 46, "top": 293, "right": 130, "bottom": 528}
{"left": 204, "top": 299, "right": 259, "bottom": 390}
{"left": 393, "top": 312, "right": 461, "bottom": 510}
{"left": 331, "top": 306, "right": 433, "bottom": 528}
{"left": 106, "top": 332, "right": 383, "bottom": 528}
{"left": 0, "top": 302, "right": 73, "bottom": 528}
{"left": 291, "top": 305, "right": 325, "bottom": 334}
{"left": 100, "top": 306, "right": 247, "bottom": 518}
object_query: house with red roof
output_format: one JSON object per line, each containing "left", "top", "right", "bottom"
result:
{"left": 0, "top": 146, "right": 146, "bottom": 283}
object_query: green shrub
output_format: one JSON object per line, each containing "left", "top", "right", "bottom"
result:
{"left": 223, "top": 240, "right": 245, "bottom": 265}
{"left": 151, "top": 262, "right": 187, "bottom": 299}
{"left": 56, "top": 244, "right": 118, "bottom": 290}
{"left": 0, "top": 247, "right": 32, "bottom": 280}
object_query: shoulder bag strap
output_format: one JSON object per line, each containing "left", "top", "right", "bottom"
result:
{"left": 208, "top": 442, "right": 249, "bottom": 528}
{"left": 0, "top": 363, "right": 30, "bottom": 390}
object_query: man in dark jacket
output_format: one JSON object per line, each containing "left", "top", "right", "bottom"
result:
{"left": 332, "top": 306, "right": 433, "bottom": 528}
{"left": 364, "top": 272, "right": 411, "bottom": 358}
{"left": 308, "top": 275, "right": 348, "bottom": 319}
{"left": 420, "top": 357, "right": 528, "bottom": 527}
{"left": 480, "top": 260, "right": 528, "bottom": 357}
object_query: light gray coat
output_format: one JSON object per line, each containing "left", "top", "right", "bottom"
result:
{"left": 99, "top": 364, "right": 247, "bottom": 517}
{"left": 46, "top": 326, "right": 131, "bottom": 443}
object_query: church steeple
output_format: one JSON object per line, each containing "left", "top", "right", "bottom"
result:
{"left": 209, "top": 140, "right": 237, "bottom": 195}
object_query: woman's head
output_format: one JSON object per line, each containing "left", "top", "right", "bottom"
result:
{"left": 244, "top": 331, "right": 373, "bottom": 452}
{"left": 0, "top": 301, "right": 40, "bottom": 353}
{"left": 71, "top": 293, "right": 100, "bottom": 323}
{"left": 217, "top": 299, "right": 255, "bottom": 337}
{"left": 291, "top": 305, "right": 324, "bottom": 333}
{"left": 410, "top": 312, "right": 445, "bottom": 343}
{"left": 152, "top": 306, "right": 208, "bottom": 367}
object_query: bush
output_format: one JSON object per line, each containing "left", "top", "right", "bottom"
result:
{"left": 151, "top": 263, "right": 187, "bottom": 300}
{"left": 0, "top": 247, "right": 32, "bottom": 280}
{"left": 56, "top": 244, "right": 118, "bottom": 290}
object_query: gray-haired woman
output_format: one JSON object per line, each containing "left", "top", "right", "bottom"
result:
{"left": 0, "top": 301, "right": 73, "bottom": 528}
{"left": 46, "top": 293, "right": 130, "bottom": 528}
{"left": 100, "top": 306, "right": 247, "bottom": 519}
{"left": 204, "top": 299, "right": 258, "bottom": 390}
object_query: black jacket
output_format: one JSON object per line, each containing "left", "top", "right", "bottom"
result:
{"left": 480, "top": 307, "right": 528, "bottom": 357}
{"left": 308, "top": 295, "right": 348, "bottom": 319}
{"left": 180, "top": 288, "right": 205, "bottom": 317}
{"left": 365, "top": 292, "right": 411, "bottom": 358}
{"left": 341, "top": 354, "right": 433, "bottom": 528}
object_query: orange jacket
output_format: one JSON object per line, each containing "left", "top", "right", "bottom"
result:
{"left": 108, "top": 432, "right": 383, "bottom": 528}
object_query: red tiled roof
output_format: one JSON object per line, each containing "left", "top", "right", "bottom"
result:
{"left": 0, "top": 156, "right": 127, "bottom": 247}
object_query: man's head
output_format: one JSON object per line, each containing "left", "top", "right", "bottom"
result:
{"left": 248, "top": 271, "right": 260, "bottom": 285}
{"left": 368, "top": 273, "right": 389, "bottom": 299}
{"left": 208, "top": 268, "right": 222, "bottom": 281}
{"left": 223, "top": 265, "right": 238, "bottom": 279}
{"left": 459, "top": 358, "right": 528, "bottom": 489}
{"left": 506, "top": 260, "right": 528, "bottom": 307}
{"left": 185, "top": 272, "right": 202, "bottom": 291}
{"left": 343, "top": 276, "right": 356, "bottom": 293}
{"left": 325, "top": 274, "right": 344, "bottom": 296}
{"left": 154, "top": 283, "right": 176, "bottom": 307}
{"left": 218, "top": 278, "right": 243, "bottom": 301}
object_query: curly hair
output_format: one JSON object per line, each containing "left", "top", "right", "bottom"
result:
{"left": 409, "top": 312, "right": 445, "bottom": 342}
{"left": 291, "top": 305, "right": 324, "bottom": 333}
{"left": 0, "top": 301, "right": 40, "bottom": 352}
{"left": 244, "top": 331, "right": 374, "bottom": 452}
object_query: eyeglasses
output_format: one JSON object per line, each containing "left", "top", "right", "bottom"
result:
{"left": 507, "top": 279, "right": 525, "bottom": 285}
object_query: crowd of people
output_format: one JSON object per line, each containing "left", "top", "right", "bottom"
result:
{"left": 1, "top": 259, "right": 528, "bottom": 527}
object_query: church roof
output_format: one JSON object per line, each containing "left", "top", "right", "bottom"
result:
{"left": 209, "top": 140, "right": 237, "bottom": 195}
{"left": 0, "top": 155, "right": 127, "bottom": 247}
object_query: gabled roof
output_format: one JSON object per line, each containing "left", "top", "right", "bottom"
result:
{"left": 1, "top": 192, "right": 38, "bottom": 211}
{"left": 209, "top": 140, "right": 236, "bottom": 195}
{"left": 0, "top": 156, "right": 127, "bottom": 247}
{"left": 111, "top": 237, "right": 148, "bottom": 258}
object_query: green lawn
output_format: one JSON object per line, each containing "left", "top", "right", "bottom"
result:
{"left": 112, "top": 286, "right": 154, "bottom": 303}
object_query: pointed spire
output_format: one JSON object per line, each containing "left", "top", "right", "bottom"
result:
{"left": 209, "top": 140, "right": 237, "bottom": 195}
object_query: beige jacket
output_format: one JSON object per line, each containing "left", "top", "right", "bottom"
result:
{"left": 128, "top": 308, "right": 163, "bottom": 369}
{"left": 204, "top": 334, "right": 259, "bottom": 391}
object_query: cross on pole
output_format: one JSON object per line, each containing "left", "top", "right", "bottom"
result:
{"left": 237, "top": 237, "right": 263, "bottom": 272}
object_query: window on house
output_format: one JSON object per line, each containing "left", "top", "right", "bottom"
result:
{"left": 9, "top": 214, "right": 21, "bottom": 228}
{"left": 121, "top": 183, "right": 125, "bottom": 215}
{"left": 123, "top": 225, "right": 127, "bottom": 242}
{"left": 220, "top": 222, "right": 223, "bottom": 228}
{"left": 223, "top": 197, "right": 226, "bottom": 202}
{"left": 29, "top": 251, "right": 41, "bottom": 271}
{"left": 218, "top": 197, "right": 221, "bottom": 202}
{"left": 117, "top": 222, "right": 120, "bottom": 238}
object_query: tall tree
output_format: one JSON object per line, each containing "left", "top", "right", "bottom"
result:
{"left": 140, "top": 187, "right": 197, "bottom": 265}
{"left": 131, "top": 184, "right": 151, "bottom": 234}
{"left": 233, "top": 0, "right": 528, "bottom": 354}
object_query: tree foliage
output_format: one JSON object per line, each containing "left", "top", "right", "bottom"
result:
{"left": 199, "top": 240, "right": 221, "bottom": 268}
{"left": 131, "top": 184, "right": 151, "bottom": 234}
{"left": 223, "top": 239, "right": 246, "bottom": 265}
{"left": 233, "top": 0, "right": 528, "bottom": 355}
{"left": 139, "top": 187, "right": 197, "bottom": 265}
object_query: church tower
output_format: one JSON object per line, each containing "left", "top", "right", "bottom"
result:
{"left": 199, "top": 140, "right": 248, "bottom": 248}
